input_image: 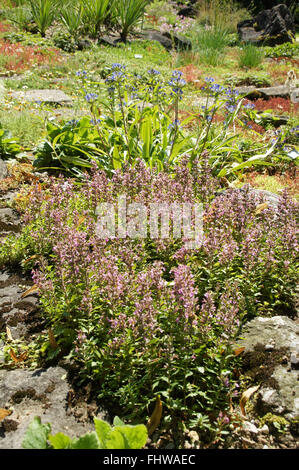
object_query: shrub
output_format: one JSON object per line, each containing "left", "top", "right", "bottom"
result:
{"left": 2, "top": 160, "right": 297, "bottom": 441}
{"left": 28, "top": 0, "right": 55, "bottom": 37}
{"left": 113, "top": 0, "right": 149, "bottom": 43}
{"left": 263, "top": 42, "right": 299, "bottom": 59}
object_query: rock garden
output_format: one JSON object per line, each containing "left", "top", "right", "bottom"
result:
{"left": 0, "top": 0, "right": 298, "bottom": 451}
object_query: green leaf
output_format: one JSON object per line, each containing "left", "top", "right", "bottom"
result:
{"left": 70, "top": 431, "right": 101, "bottom": 449}
{"left": 115, "top": 424, "right": 148, "bottom": 449}
{"left": 94, "top": 418, "right": 111, "bottom": 447}
{"left": 22, "top": 416, "right": 51, "bottom": 449}
{"left": 105, "top": 429, "right": 126, "bottom": 449}
{"left": 49, "top": 432, "right": 71, "bottom": 449}
{"left": 113, "top": 416, "right": 125, "bottom": 427}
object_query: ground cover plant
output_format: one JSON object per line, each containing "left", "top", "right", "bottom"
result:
{"left": 0, "top": 0, "right": 298, "bottom": 451}
{"left": 1, "top": 157, "right": 298, "bottom": 444}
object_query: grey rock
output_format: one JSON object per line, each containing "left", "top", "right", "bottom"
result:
{"left": 140, "top": 29, "right": 172, "bottom": 50}
{"left": 217, "top": 186, "right": 281, "bottom": 210}
{"left": 235, "top": 316, "right": 299, "bottom": 421}
{"left": 140, "top": 29, "right": 191, "bottom": 51}
{"left": 237, "top": 316, "right": 299, "bottom": 354}
{"left": 256, "top": 366, "right": 299, "bottom": 419}
{"left": 290, "top": 352, "right": 299, "bottom": 370}
{"left": 98, "top": 35, "right": 122, "bottom": 47}
{"left": 0, "top": 158, "right": 7, "bottom": 180}
{"left": 237, "top": 4, "right": 295, "bottom": 46}
{"left": 260, "top": 424, "right": 270, "bottom": 434}
{"left": 0, "top": 208, "right": 21, "bottom": 232}
{"left": 0, "top": 367, "right": 102, "bottom": 449}
{"left": 235, "top": 85, "right": 296, "bottom": 100}
{"left": 10, "top": 89, "right": 73, "bottom": 106}
{"left": 243, "top": 421, "right": 259, "bottom": 434}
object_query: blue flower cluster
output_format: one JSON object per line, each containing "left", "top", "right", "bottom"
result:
{"left": 168, "top": 70, "right": 186, "bottom": 99}
{"left": 85, "top": 93, "right": 98, "bottom": 103}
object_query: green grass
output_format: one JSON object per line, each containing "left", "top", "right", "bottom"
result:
{"left": 238, "top": 43, "right": 264, "bottom": 69}
{"left": 0, "top": 108, "right": 45, "bottom": 147}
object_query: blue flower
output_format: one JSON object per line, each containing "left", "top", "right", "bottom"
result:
{"left": 90, "top": 118, "right": 101, "bottom": 125}
{"left": 85, "top": 93, "right": 98, "bottom": 103}
{"left": 148, "top": 69, "right": 161, "bottom": 75}
{"left": 204, "top": 77, "right": 215, "bottom": 83}
{"left": 111, "top": 63, "right": 125, "bottom": 70}
{"left": 244, "top": 102, "right": 255, "bottom": 109}
{"left": 168, "top": 119, "right": 180, "bottom": 130}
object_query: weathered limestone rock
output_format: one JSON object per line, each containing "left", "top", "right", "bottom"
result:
{"left": 235, "top": 316, "right": 299, "bottom": 421}
{"left": 140, "top": 29, "right": 192, "bottom": 51}
{"left": 237, "top": 4, "right": 295, "bottom": 46}
{"left": 0, "top": 159, "right": 7, "bottom": 180}
{"left": 10, "top": 89, "right": 73, "bottom": 106}
{"left": 0, "top": 367, "right": 99, "bottom": 448}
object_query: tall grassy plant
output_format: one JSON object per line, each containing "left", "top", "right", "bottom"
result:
{"left": 114, "top": 0, "right": 149, "bottom": 43}
{"left": 28, "top": 0, "right": 55, "bottom": 37}
{"left": 80, "top": 0, "right": 112, "bottom": 37}
{"left": 238, "top": 44, "right": 264, "bottom": 69}
{"left": 60, "top": 2, "right": 83, "bottom": 40}
{"left": 191, "top": 26, "right": 229, "bottom": 66}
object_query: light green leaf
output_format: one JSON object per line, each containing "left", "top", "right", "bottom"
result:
{"left": 94, "top": 418, "right": 111, "bottom": 447}
{"left": 70, "top": 431, "right": 101, "bottom": 449}
{"left": 113, "top": 416, "right": 125, "bottom": 427}
{"left": 22, "top": 416, "right": 51, "bottom": 449}
{"left": 115, "top": 424, "right": 148, "bottom": 449}
{"left": 49, "top": 432, "right": 71, "bottom": 449}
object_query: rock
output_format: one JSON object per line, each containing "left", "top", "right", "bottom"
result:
{"left": 256, "top": 366, "right": 299, "bottom": 419}
{"left": 237, "top": 316, "right": 299, "bottom": 354}
{"left": 77, "top": 39, "right": 92, "bottom": 51}
{"left": 260, "top": 424, "right": 270, "bottom": 434}
{"left": 290, "top": 352, "right": 299, "bottom": 370}
{"left": 217, "top": 186, "right": 282, "bottom": 210}
{"left": 98, "top": 35, "right": 121, "bottom": 47}
{"left": 237, "top": 4, "right": 295, "bottom": 46}
{"left": 140, "top": 29, "right": 173, "bottom": 50}
{"left": 235, "top": 85, "right": 297, "bottom": 100}
{"left": 243, "top": 421, "right": 259, "bottom": 434}
{"left": 10, "top": 89, "right": 73, "bottom": 107}
{"left": 0, "top": 367, "right": 105, "bottom": 448}
{"left": 0, "top": 208, "right": 21, "bottom": 232}
{"left": 163, "top": 32, "right": 192, "bottom": 51}
{"left": 235, "top": 316, "right": 299, "bottom": 421}
{"left": 140, "top": 29, "right": 191, "bottom": 51}
{"left": 0, "top": 159, "right": 7, "bottom": 180}
{"left": 178, "top": 6, "right": 197, "bottom": 18}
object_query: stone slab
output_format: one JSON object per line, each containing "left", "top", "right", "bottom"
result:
{"left": 10, "top": 89, "right": 73, "bottom": 106}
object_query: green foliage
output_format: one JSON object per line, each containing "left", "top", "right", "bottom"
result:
{"left": 0, "top": 123, "right": 22, "bottom": 159}
{"left": 238, "top": 43, "right": 264, "bottom": 68}
{"left": 22, "top": 415, "right": 148, "bottom": 449}
{"left": 80, "top": 0, "right": 112, "bottom": 38}
{"left": 28, "top": 0, "right": 55, "bottom": 37}
{"left": 60, "top": 2, "right": 83, "bottom": 40}
{"left": 52, "top": 32, "right": 79, "bottom": 52}
{"left": 22, "top": 417, "right": 52, "bottom": 449}
{"left": 113, "top": 0, "right": 149, "bottom": 42}
{"left": 6, "top": 5, "right": 33, "bottom": 32}
{"left": 260, "top": 413, "right": 289, "bottom": 435}
{"left": 263, "top": 42, "right": 299, "bottom": 59}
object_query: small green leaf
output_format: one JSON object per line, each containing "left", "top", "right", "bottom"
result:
{"left": 70, "top": 431, "right": 101, "bottom": 449}
{"left": 113, "top": 416, "right": 125, "bottom": 427}
{"left": 94, "top": 418, "right": 111, "bottom": 447}
{"left": 22, "top": 416, "right": 51, "bottom": 449}
{"left": 49, "top": 432, "right": 71, "bottom": 449}
{"left": 115, "top": 424, "right": 148, "bottom": 449}
{"left": 105, "top": 429, "right": 126, "bottom": 449}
